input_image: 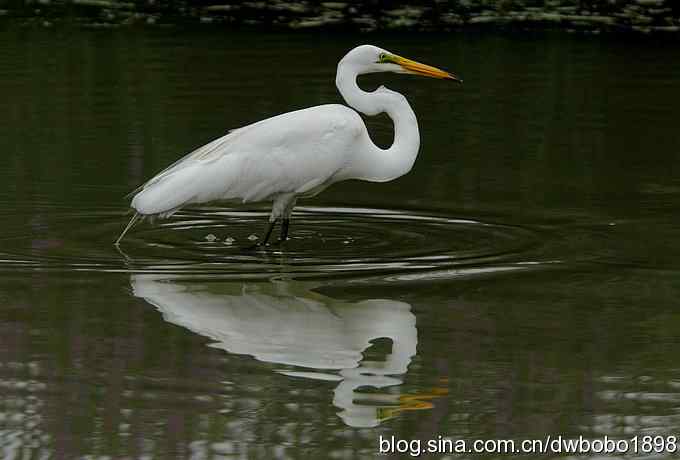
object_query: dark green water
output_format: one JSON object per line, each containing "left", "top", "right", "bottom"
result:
{"left": 1, "top": 26, "right": 680, "bottom": 459}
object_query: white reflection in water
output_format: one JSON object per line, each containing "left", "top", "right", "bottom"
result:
{"left": 131, "top": 275, "right": 431, "bottom": 428}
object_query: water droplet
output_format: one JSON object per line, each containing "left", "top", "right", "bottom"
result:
{"left": 247, "top": 234, "right": 258, "bottom": 241}
{"left": 224, "top": 237, "right": 235, "bottom": 245}
{"left": 204, "top": 234, "right": 217, "bottom": 242}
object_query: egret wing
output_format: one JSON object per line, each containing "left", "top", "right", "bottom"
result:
{"left": 130, "top": 105, "right": 365, "bottom": 215}
{"left": 126, "top": 125, "right": 255, "bottom": 198}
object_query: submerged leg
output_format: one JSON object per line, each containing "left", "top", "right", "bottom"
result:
{"left": 270, "top": 193, "right": 297, "bottom": 243}
{"left": 277, "top": 195, "right": 297, "bottom": 244}
{"left": 259, "top": 218, "right": 278, "bottom": 246}
{"left": 279, "top": 218, "right": 290, "bottom": 242}
{"left": 257, "top": 194, "right": 296, "bottom": 248}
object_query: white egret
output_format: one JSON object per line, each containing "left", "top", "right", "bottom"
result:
{"left": 116, "top": 44, "right": 461, "bottom": 246}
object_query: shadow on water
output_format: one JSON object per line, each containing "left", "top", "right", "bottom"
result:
{"left": 132, "top": 274, "right": 449, "bottom": 428}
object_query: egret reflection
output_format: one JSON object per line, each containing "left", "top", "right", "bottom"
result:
{"left": 131, "top": 275, "right": 446, "bottom": 427}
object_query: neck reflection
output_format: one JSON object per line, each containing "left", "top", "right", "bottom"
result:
{"left": 131, "top": 275, "right": 424, "bottom": 428}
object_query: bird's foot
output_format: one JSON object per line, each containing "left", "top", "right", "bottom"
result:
{"left": 245, "top": 241, "right": 265, "bottom": 251}
{"left": 272, "top": 237, "right": 288, "bottom": 247}
{"left": 244, "top": 238, "right": 287, "bottom": 251}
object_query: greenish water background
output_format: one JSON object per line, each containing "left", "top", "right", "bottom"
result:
{"left": 1, "top": 26, "right": 680, "bottom": 459}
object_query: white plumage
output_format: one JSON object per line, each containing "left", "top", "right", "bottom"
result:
{"left": 131, "top": 275, "right": 418, "bottom": 427}
{"left": 132, "top": 105, "right": 363, "bottom": 216}
{"left": 116, "top": 44, "right": 460, "bottom": 245}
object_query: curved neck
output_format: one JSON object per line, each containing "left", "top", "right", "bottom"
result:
{"left": 336, "top": 62, "right": 420, "bottom": 182}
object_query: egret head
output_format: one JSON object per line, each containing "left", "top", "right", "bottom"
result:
{"left": 340, "top": 45, "right": 462, "bottom": 83}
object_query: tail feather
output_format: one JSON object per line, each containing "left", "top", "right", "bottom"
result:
{"left": 115, "top": 212, "right": 141, "bottom": 246}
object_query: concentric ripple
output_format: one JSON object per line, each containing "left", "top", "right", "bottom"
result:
{"left": 0, "top": 206, "right": 544, "bottom": 278}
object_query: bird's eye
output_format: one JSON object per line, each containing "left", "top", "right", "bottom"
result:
{"left": 379, "top": 53, "right": 387, "bottom": 62}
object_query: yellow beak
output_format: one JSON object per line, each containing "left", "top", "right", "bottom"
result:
{"left": 393, "top": 55, "right": 462, "bottom": 83}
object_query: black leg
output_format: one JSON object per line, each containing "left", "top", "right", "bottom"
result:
{"left": 279, "top": 218, "right": 290, "bottom": 242}
{"left": 260, "top": 219, "right": 278, "bottom": 245}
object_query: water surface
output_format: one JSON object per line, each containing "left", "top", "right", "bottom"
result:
{"left": 1, "top": 26, "right": 680, "bottom": 459}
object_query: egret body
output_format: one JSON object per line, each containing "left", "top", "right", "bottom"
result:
{"left": 116, "top": 45, "right": 460, "bottom": 246}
